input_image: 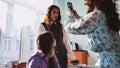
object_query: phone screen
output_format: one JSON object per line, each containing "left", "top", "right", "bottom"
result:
{"left": 67, "top": 2, "right": 73, "bottom": 10}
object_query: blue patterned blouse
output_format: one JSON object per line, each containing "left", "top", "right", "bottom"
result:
{"left": 65, "top": 10, "right": 120, "bottom": 68}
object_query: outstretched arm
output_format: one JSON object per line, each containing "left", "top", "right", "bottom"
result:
{"left": 65, "top": 11, "right": 98, "bottom": 34}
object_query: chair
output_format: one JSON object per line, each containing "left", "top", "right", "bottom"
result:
{"left": 11, "top": 61, "right": 19, "bottom": 68}
{"left": 16, "top": 62, "right": 26, "bottom": 68}
{"left": 11, "top": 61, "right": 26, "bottom": 68}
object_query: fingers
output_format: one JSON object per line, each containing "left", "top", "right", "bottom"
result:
{"left": 67, "top": 8, "right": 74, "bottom": 13}
{"left": 67, "top": 9, "right": 80, "bottom": 19}
{"left": 71, "top": 59, "right": 80, "bottom": 65}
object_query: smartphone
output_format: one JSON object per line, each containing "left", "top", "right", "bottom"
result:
{"left": 67, "top": 2, "right": 73, "bottom": 10}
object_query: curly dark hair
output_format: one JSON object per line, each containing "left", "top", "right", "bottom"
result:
{"left": 86, "top": 0, "right": 120, "bottom": 32}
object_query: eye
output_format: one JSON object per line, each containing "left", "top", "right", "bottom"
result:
{"left": 57, "top": 12, "right": 59, "bottom": 14}
{"left": 53, "top": 11, "right": 56, "bottom": 13}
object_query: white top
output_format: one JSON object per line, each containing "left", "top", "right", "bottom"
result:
{"left": 37, "top": 23, "right": 76, "bottom": 60}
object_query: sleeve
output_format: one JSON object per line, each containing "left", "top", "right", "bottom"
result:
{"left": 35, "top": 23, "right": 46, "bottom": 40}
{"left": 62, "top": 25, "right": 76, "bottom": 61}
{"left": 65, "top": 11, "right": 99, "bottom": 34}
{"left": 37, "top": 23, "right": 46, "bottom": 35}
{"left": 64, "top": 14, "right": 76, "bottom": 26}
{"left": 34, "top": 23, "right": 46, "bottom": 50}
{"left": 27, "top": 58, "right": 41, "bottom": 68}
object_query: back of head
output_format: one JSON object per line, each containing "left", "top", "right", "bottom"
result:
{"left": 86, "top": 0, "right": 117, "bottom": 13}
{"left": 36, "top": 31, "right": 54, "bottom": 55}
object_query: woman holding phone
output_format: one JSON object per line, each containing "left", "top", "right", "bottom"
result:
{"left": 65, "top": 0, "right": 120, "bottom": 68}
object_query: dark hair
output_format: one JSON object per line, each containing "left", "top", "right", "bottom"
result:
{"left": 86, "top": 0, "right": 120, "bottom": 32}
{"left": 36, "top": 31, "right": 57, "bottom": 68}
{"left": 36, "top": 31, "right": 54, "bottom": 55}
{"left": 44, "top": 5, "right": 63, "bottom": 43}
{"left": 44, "top": 5, "right": 61, "bottom": 24}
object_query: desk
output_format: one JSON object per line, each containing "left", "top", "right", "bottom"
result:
{"left": 68, "top": 51, "right": 88, "bottom": 65}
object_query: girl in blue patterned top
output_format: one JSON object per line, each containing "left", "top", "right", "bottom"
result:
{"left": 65, "top": 0, "right": 120, "bottom": 68}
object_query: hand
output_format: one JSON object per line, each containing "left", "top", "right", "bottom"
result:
{"left": 70, "top": 59, "right": 80, "bottom": 65}
{"left": 67, "top": 8, "right": 80, "bottom": 20}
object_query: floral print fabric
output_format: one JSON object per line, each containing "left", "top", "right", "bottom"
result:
{"left": 65, "top": 10, "right": 120, "bottom": 68}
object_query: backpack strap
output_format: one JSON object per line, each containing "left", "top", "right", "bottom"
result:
{"left": 42, "top": 22, "right": 49, "bottom": 31}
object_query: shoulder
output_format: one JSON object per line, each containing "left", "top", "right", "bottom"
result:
{"left": 83, "top": 10, "right": 104, "bottom": 20}
{"left": 38, "top": 22, "right": 46, "bottom": 30}
{"left": 39, "top": 22, "right": 44, "bottom": 27}
{"left": 94, "top": 10, "right": 105, "bottom": 17}
{"left": 27, "top": 53, "right": 42, "bottom": 68}
{"left": 27, "top": 56, "right": 40, "bottom": 67}
{"left": 29, "top": 52, "right": 43, "bottom": 63}
{"left": 88, "top": 10, "right": 102, "bottom": 16}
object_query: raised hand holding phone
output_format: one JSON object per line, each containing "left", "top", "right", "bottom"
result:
{"left": 67, "top": 2, "right": 80, "bottom": 19}
{"left": 67, "top": 2, "right": 73, "bottom": 11}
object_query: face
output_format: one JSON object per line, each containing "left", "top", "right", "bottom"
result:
{"left": 50, "top": 8, "right": 59, "bottom": 22}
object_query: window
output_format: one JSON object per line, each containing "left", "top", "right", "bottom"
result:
{"left": 4, "top": 37, "right": 11, "bottom": 50}
{"left": 16, "top": 40, "right": 20, "bottom": 50}
{"left": 29, "top": 36, "right": 34, "bottom": 51}
{"left": 0, "top": 0, "right": 53, "bottom": 62}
